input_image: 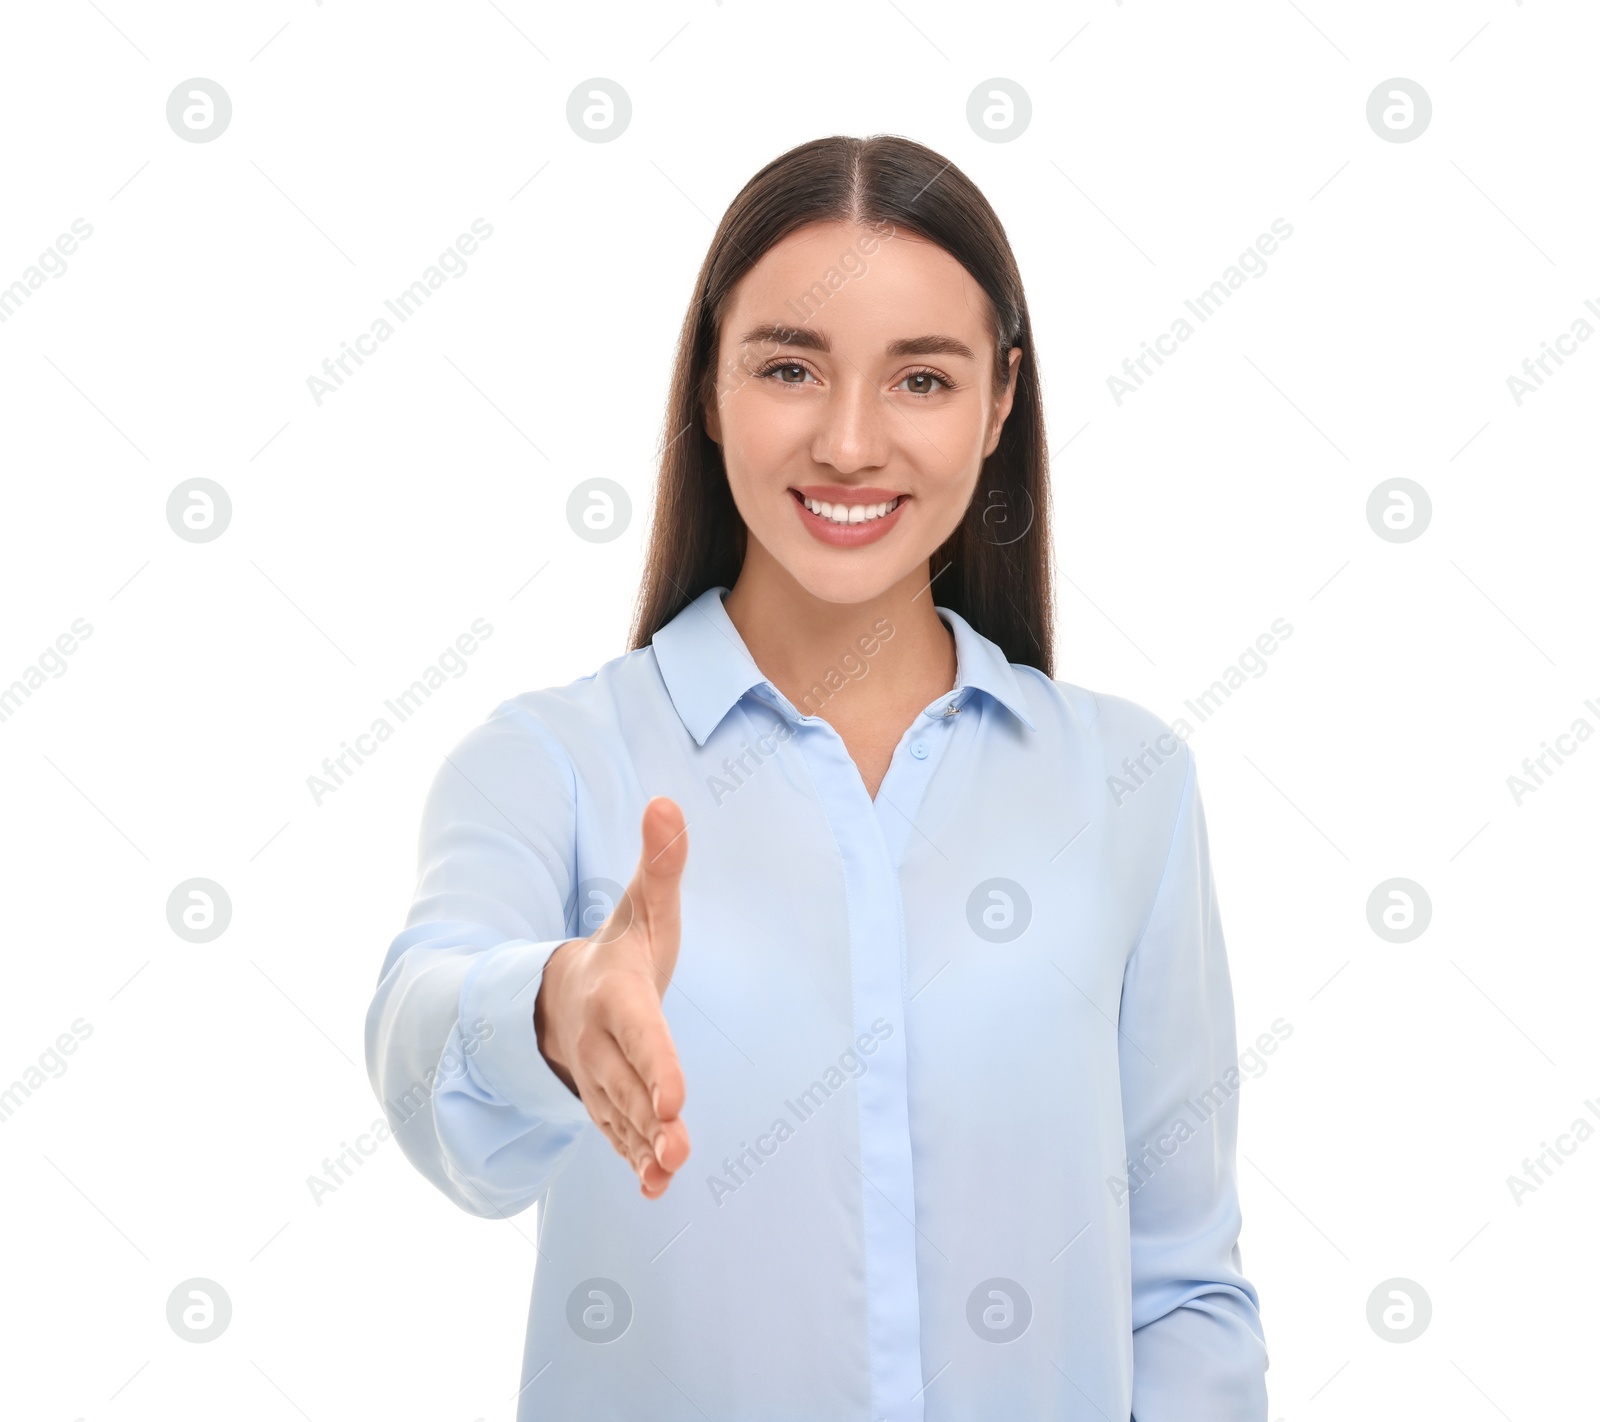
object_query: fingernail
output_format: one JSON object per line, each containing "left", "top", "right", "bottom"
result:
{"left": 651, "top": 1083, "right": 661, "bottom": 1114}
{"left": 653, "top": 1131, "right": 668, "bottom": 1165}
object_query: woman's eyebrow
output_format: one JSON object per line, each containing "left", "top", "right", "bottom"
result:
{"left": 888, "top": 333, "right": 976, "bottom": 361}
{"left": 740, "top": 323, "right": 828, "bottom": 352}
{"left": 739, "top": 324, "right": 976, "bottom": 362}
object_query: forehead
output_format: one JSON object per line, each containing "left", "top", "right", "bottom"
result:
{"left": 722, "top": 219, "right": 991, "bottom": 336}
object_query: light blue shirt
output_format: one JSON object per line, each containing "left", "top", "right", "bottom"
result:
{"left": 366, "top": 584, "right": 1269, "bottom": 1421}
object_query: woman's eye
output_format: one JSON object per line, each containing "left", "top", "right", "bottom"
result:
{"left": 761, "top": 362, "right": 811, "bottom": 384}
{"left": 899, "top": 370, "right": 949, "bottom": 396}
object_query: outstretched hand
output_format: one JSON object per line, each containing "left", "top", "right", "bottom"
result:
{"left": 533, "top": 796, "right": 691, "bottom": 1197}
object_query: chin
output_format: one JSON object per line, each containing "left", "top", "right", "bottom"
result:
{"left": 784, "top": 553, "right": 917, "bottom": 608}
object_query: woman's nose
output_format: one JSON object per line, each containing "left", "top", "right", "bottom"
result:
{"left": 809, "top": 373, "right": 893, "bottom": 473}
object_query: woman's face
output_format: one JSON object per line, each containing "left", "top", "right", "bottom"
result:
{"left": 705, "top": 219, "right": 1022, "bottom": 606}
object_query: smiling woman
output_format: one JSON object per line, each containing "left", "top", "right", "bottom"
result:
{"left": 368, "top": 133, "right": 1270, "bottom": 1422}
{"left": 635, "top": 141, "right": 1049, "bottom": 687}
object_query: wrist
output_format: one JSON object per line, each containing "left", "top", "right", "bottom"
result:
{"left": 534, "top": 937, "right": 586, "bottom": 1093}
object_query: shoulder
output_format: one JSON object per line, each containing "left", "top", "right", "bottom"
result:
{"left": 1012, "top": 665, "right": 1190, "bottom": 766}
{"left": 420, "top": 643, "right": 666, "bottom": 827}
{"left": 452, "top": 640, "right": 666, "bottom": 764}
{"left": 1009, "top": 665, "right": 1197, "bottom": 836}
{"left": 502, "top": 640, "right": 652, "bottom": 731}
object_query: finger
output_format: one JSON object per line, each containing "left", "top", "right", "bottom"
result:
{"left": 586, "top": 1077, "right": 644, "bottom": 1161}
{"left": 590, "top": 1077, "right": 679, "bottom": 1189}
{"left": 648, "top": 1115, "right": 691, "bottom": 1175}
{"left": 587, "top": 1015, "right": 678, "bottom": 1158}
{"left": 602, "top": 998, "right": 691, "bottom": 1171}
{"left": 603, "top": 988, "right": 686, "bottom": 1128}
{"left": 632, "top": 798, "right": 687, "bottom": 982}
{"left": 591, "top": 1081, "right": 656, "bottom": 1173}
{"left": 594, "top": 1116, "right": 631, "bottom": 1163}
{"left": 589, "top": 1114, "right": 641, "bottom": 1182}
{"left": 581, "top": 1039, "right": 690, "bottom": 1181}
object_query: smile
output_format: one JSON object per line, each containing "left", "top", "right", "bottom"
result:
{"left": 788, "top": 487, "right": 910, "bottom": 548}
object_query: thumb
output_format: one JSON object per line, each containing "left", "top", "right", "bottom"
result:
{"left": 632, "top": 796, "right": 687, "bottom": 988}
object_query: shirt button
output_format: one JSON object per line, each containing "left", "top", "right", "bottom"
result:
{"left": 910, "top": 741, "right": 929, "bottom": 759}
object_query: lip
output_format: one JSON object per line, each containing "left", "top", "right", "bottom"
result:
{"left": 788, "top": 486, "right": 909, "bottom": 548}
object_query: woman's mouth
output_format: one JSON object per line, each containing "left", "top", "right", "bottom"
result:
{"left": 788, "top": 487, "right": 909, "bottom": 548}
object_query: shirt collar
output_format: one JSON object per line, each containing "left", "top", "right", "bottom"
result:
{"left": 650, "top": 584, "right": 1038, "bottom": 747}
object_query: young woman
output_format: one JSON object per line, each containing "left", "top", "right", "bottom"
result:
{"left": 367, "top": 134, "right": 1269, "bottom": 1421}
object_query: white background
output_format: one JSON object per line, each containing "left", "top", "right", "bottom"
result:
{"left": 1, "top": 1, "right": 1595, "bottom": 1418}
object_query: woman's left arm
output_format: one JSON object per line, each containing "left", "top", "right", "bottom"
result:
{"left": 1118, "top": 745, "right": 1270, "bottom": 1421}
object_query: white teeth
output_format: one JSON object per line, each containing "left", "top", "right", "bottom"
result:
{"left": 802, "top": 495, "right": 900, "bottom": 524}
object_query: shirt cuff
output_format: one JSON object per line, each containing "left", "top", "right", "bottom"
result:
{"left": 459, "top": 937, "right": 591, "bottom": 1128}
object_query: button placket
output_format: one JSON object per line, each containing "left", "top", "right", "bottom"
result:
{"left": 786, "top": 703, "right": 928, "bottom": 1422}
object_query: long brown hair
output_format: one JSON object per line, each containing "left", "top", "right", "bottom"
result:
{"left": 627, "top": 133, "right": 1054, "bottom": 677}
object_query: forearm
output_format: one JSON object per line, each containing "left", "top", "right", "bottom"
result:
{"left": 366, "top": 929, "right": 590, "bottom": 1218}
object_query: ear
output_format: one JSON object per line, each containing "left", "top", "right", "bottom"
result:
{"left": 982, "top": 346, "right": 1023, "bottom": 459}
{"left": 704, "top": 390, "right": 722, "bottom": 446}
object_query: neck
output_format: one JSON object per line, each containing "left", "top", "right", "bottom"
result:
{"left": 721, "top": 547, "right": 957, "bottom": 724}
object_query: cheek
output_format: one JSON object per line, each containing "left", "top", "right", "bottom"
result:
{"left": 924, "top": 480, "right": 980, "bottom": 543}
{"left": 910, "top": 405, "right": 989, "bottom": 482}
{"left": 722, "top": 388, "right": 811, "bottom": 474}
{"left": 718, "top": 405, "right": 795, "bottom": 531}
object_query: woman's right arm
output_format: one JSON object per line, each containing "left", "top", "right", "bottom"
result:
{"left": 363, "top": 703, "right": 593, "bottom": 1220}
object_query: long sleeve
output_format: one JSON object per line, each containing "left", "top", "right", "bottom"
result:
{"left": 1118, "top": 746, "right": 1269, "bottom": 1420}
{"left": 364, "top": 702, "right": 593, "bottom": 1220}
